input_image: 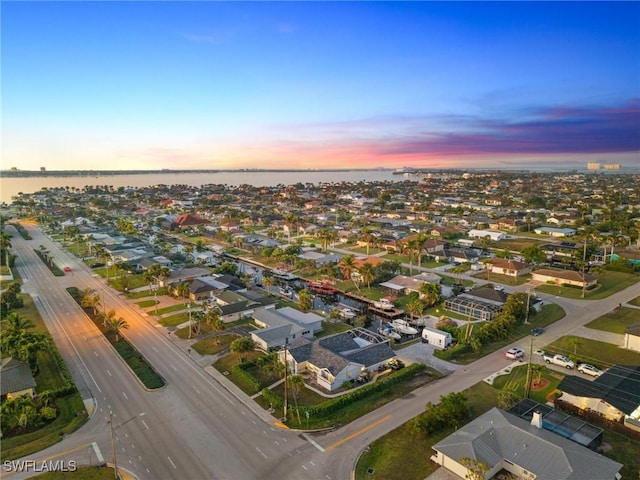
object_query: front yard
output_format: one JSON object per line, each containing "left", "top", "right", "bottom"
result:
{"left": 544, "top": 335, "right": 640, "bottom": 368}
{"left": 584, "top": 306, "right": 640, "bottom": 334}
{"left": 536, "top": 271, "right": 640, "bottom": 300}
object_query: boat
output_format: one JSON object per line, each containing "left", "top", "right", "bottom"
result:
{"left": 378, "top": 324, "right": 401, "bottom": 340}
{"left": 271, "top": 269, "right": 298, "bottom": 281}
{"left": 391, "top": 319, "right": 419, "bottom": 336}
{"left": 373, "top": 297, "right": 395, "bottom": 310}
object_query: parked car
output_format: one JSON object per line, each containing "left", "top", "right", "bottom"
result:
{"left": 543, "top": 353, "right": 574, "bottom": 369}
{"left": 505, "top": 348, "right": 525, "bottom": 360}
{"left": 530, "top": 327, "right": 544, "bottom": 336}
{"left": 494, "top": 285, "right": 505, "bottom": 292}
{"left": 533, "top": 349, "right": 545, "bottom": 357}
{"left": 64, "top": 266, "right": 72, "bottom": 272}
{"left": 577, "top": 363, "right": 603, "bottom": 377}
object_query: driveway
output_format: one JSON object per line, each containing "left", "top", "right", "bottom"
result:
{"left": 398, "top": 342, "right": 460, "bottom": 375}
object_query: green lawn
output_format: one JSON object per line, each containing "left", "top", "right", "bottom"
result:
{"left": 536, "top": 271, "right": 640, "bottom": 300}
{"left": 491, "top": 364, "right": 565, "bottom": 404}
{"left": 148, "top": 303, "right": 190, "bottom": 316}
{"left": 32, "top": 466, "right": 116, "bottom": 480}
{"left": 316, "top": 320, "right": 353, "bottom": 338}
{"left": 544, "top": 335, "right": 640, "bottom": 369}
{"left": 136, "top": 299, "right": 158, "bottom": 308}
{"left": 471, "top": 270, "right": 530, "bottom": 286}
{"left": 435, "top": 304, "right": 565, "bottom": 364}
{"left": 192, "top": 334, "right": 238, "bottom": 355}
{"left": 158, "top": 312, "right": 191, "bottom": 327}
{"left": 584, "top": 307, "right": 640, "bottom": 334}
{"left": 355, "top": 382, "right": 498, "bottom": 480}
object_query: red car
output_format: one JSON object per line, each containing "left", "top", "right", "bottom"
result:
{"left": 64, "top": 266, "right": 72, "bottom": 272}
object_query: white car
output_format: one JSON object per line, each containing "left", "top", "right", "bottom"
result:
{"left": 577, "top": 363, "right": 603, "bottom": 378}
{"left": 505, "top": 348, "right": 525, "bottom": 360}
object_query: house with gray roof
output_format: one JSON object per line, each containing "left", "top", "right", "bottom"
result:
{"left": 431, "top": 407, "right": 622, "bottom": 480}
{"left": 211, "top": 290, "right": 275, "bottom": 323}
{"left": 1, "top": 357, "right": 37, "bottom": 400}
{"left": 557, "top": 365, "right": 640, "bottom": 432}
{"left": 251, "top": 307, "right": 322, "bottom": 351}
{"left": 280, "top": 328, "right": 396, "bottom": 392}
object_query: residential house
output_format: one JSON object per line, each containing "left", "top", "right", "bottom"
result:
{"left": 280, "top": 328, "right": 396, "bottom": 392}
{"left": 1, "top": 358, "right": 37, "bottom": 400}
{"left": 379, "top": 274, "right": 442, "bottom": 297}
{"left": 489, "top": 217, "right": 518, "bottom": 232}
{"left": 534, "top": 227, "right": 577, "bottom": 237}
{"left": 431, "top": 407, "right": 622, "bottom": 480}
{"left": 488, "top": 258, "right": 531, "bottom": 277}
{"left": 444, "top": 287, "right": 506, "bottom": 321}
{"left": 174, "top": 214, "right": 211, "bottom": 230}
{"left": 212, "top": 290, "right": 276, "bottom": 323}
{"left": 531, "top": 268, "right": 597, "bottom": 289}
{"left": 467, "top": 229, "right": 507, "bottom": 241}
{"left": 557, "top": 365, "right": 640, "bottom": 432}
{"left": 251, "top": 307, "right": 323, "bottom": 350}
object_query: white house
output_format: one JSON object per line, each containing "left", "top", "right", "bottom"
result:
{"left": 624, "top": 323, "right": 640, "bottom": 351}
{"left": 467, "top": 229, "right": 506, "bottom": 241}
{"left": 251, "top": 307, "right": 323, "bottom": 351}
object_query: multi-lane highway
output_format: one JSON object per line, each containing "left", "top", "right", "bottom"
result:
{"left": 6, "top": 223, "right": 640, "bottom": 480}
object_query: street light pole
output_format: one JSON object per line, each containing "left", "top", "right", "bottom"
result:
{"left": 188, "top": 303, "right": 192, "bottom": 339}
{"left": 109, "top": 411, "right": 118, "bottom": 480}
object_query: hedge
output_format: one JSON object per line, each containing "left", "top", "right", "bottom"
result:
{"left": 231, "top": 361, "right": 261, "bottom": 394}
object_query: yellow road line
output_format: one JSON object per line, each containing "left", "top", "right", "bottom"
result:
{"left": 324, "top": 414, "right": 392, "bottom": 451}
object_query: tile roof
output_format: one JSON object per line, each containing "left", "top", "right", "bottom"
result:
{"left": 0, "top": 358, "right": 36, "bottom": 396}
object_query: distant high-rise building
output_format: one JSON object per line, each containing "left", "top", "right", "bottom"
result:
{"left": 604, "top": 163, "right": 621, "bottom": 170}
{"left": 587, "top": 162, "right": 601, "bottom": 170}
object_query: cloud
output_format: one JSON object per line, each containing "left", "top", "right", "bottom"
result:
{"left": 373, "top": 99, "right": 640, "bottom": 156}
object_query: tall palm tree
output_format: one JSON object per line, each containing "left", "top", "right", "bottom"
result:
{"left": 107, "top": 317, "right": 129, "bottom": 343}
{"left": 358, "top": 263, "right": 375, "bottom": 289}
{"left": 297, "top": 289, "right": 313, "bottom": 313}
{"left": 338, "top": 254, "right": 356, "bottom": 282}
{"left": 79, "top": 288, "right": 101, "bottom": 315}
{"left": 419, "top": 282, "right": 442, "bottom": 308}
{"left": 97, "top": 308, "right": 118, "bottom": 328}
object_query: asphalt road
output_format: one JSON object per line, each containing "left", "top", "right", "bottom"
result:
{"left": 6, "top": 223, "right": 640, "bottom": 480}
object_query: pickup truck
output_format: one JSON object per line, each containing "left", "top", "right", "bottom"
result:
{"left": 542, "top": 353, "right": 574, "bottom": 369}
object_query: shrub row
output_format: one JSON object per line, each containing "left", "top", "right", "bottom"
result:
{"left": 434, "top": 342, "right": 471, "bottom": 360}
{"left": 45, "top": 344, "right": 77, "bottom": 398}
{"left": 262, "top": 363, "right": 427, "bottom": 418}
{"left": 231, "top": 361, "right": 261, "bottom": 394}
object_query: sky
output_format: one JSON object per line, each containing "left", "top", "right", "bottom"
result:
{"left": 2, "top": 1, "right": 639, "bottom": 171}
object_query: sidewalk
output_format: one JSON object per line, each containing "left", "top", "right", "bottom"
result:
{"left": 571, "top": 325, "right": 624, "bottom": 346}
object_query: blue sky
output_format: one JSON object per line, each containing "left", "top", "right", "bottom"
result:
{"left": 2, "top": 1, "right": 639, "bottom": 170}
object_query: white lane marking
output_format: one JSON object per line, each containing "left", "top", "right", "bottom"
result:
{"left": 146, "top": 468, "right": 150, "bottom": 473}
{"left": 302, "top": 465, "right": 308, "bottom": 470}
{"left": 326, "top": 475, "right": 332, "bottom": 479}
{"left": 122, "top": 392, "right": 128, "bottom": 400}
{"left": 170, "top": 364, "right": 177, "bottom": 371}
{"left": 310, "top": 461, "right": 316, "bottom": 466}
{"left": 167, "top": 456, "right": 177, "bottom": 469}
{"left": 141, "top": 420, "right": 150, "bottom": 430}
{"left": 152, "top": 347, "right": 158, "bottom": 352}
{"left": 274, "top": 441, "right": 279, "bottom": 446}
{"left": 138, "top": 456, "right": 142, "bottom": 460}
{"left": 107, "top": 370, "right": 112, "bottom": 376}
{"left": 303, "top": 433, "right": 325, "bottom": 452}
{"left": 255, "top": 447, "right": 268, "bottom": 459}
{"left": 192, "top": 386, "right": 201, "bottom": 394}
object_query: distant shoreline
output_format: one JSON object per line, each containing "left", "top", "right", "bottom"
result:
{"left": 1, "top": 166, "right": 636, "bottom": 178}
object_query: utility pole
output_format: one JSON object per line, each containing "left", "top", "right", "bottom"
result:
{"left": 524, "top": 284, "right": 532, "bottom": 325}
{"left": 109, "top": 411, "right": 118, "bottom": 479}
{"left": 525, "top": 335, "right": 534, "bottom": 399}
{"left": 283, "top": 340, "right": 288, "bottom": 422}
{"left": 188, "top": 303, "right": 192, "bottom": 339}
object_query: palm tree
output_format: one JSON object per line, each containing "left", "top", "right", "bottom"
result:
{"left": 79, "top": 288, "right": 101, "bottom": 315}
{"left": 338, "top": 254, "right": 356, "bottom": 282}
{"left": 204, "top": 307, "right": 224, "bottom": 332}
{"left": 107, "top": 317, "right": 129, "bottom": 342}
{"left": 406, "top": 299, "right": 424, "bottom": 320}
{"left": 97, "top": 308, "right": 118, "bottom": 328}
{"left": 358, "top": 263, "right": 375, "bottom": 289}
{"left": 176, "top": 282, "right": 191, "bottom": 302}
{"left": 419, "top": 282, "right": 442, "bottom": 308}
{"left": 287, "top": 374, "right": 305, "bottom": 424}
{"left": 297, "top": 289, "right": 313, "bottom": 312}
{"left": 2, "top": 312, "right": 35, "bottom": 336}
{"left": 359, "top": 228, "right": 376, "bottom": 255}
